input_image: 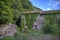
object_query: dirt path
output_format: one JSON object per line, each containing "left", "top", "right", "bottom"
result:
{"left": 29, "top": 35, "right": 58, "bottom": 40}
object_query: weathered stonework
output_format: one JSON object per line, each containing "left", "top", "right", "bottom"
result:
{"left": 0, "top": 23, "right": 17, "bottom": 38}
{"left": 32, "top": 15, "right": 45, "bottom": 31}
{"left": 21, "top": 15, "right": 28, "bottom": 32}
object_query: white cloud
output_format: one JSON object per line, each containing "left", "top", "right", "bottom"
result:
{"left": 46, "top": 8, "right": 52, "bottom": 10}
{"left": 47, "top": 8, "right": 51, "bottom": 10}
{"left": 47, "top": 0, "right": 60, "bottom": 10}
{"left": 53, "top": 1, "right": 60, "bottom": 7}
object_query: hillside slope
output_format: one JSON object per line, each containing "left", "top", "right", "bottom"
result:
{"left": 0, "top": 0, "right": 41, "bottom": 25}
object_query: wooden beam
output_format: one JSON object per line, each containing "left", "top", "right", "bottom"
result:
{"left": 21, "top": 10, "right": 60, "bottom": 15}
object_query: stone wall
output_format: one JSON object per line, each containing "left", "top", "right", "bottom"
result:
{"left": 32, "top": 15, "right": 45, "bottom": 31}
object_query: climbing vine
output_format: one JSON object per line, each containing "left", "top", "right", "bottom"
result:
{"left": 25, "top": 13, "right": 39, "bottom": 29}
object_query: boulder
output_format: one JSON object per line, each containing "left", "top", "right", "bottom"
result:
{"left": 0, "top": 23, "right": 17, "bottom": 38}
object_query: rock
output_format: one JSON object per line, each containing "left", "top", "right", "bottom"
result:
{"left": 32, "top": 15, "right": 45, "bottom": 31}
{"left": 0, "top": 23, "right": 17, "bottom": 38}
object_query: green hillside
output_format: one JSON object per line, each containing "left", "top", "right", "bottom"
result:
{"left": 0, "top": 0, "right": 41, "bottom": 25}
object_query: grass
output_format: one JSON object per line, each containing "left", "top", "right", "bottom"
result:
{"left": 0, "top": 30, "right": 59, "bottom": 40}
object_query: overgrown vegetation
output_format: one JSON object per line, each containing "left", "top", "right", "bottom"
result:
{"left": 0, "top": 0, "right": 60, "bottom": 40}
{"left": 0, "top": 0, "right": 39, "bottom": 25}
{"left": 42, "top": 14, "right": 59, "bottom": 35}
{"left": 25, "top": 13, "right": 39, "bottom": 29}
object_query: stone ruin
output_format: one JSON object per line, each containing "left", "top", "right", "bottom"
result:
{"left": 32, "top": 15, "right": 45, "bottom": 31}
{"left": 32, "top": 13, "right": 60, "bottom": 31}
{"left": 0, "top": 23, "right": 17, "bottom": 38}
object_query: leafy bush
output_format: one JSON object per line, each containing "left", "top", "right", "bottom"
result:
{"left": 42, "top": 14, "right": 59, "bottom": 35}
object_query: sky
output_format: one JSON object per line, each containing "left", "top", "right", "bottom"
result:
{"left": 29, "top": 0, "right": 60, "bottom": 11}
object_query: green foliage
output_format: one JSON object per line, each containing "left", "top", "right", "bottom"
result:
{"left": 0, "top": 0, "right": 37, "bottom": 25}
{"left": 0, "top": 1, "right": 14, "bottom": 24}
{"left": 25, "top": 13, "right": 39, "bottom": 29}
{"left": 0, "top": 31, "right": 43, "bottom": 40}
{"left": 20, "top": 0, "right": 34, "bottom": 11}
{"left": 42, "top": 14, "right": 59, "bottom": 35}
{"left": 0, "top": 0, "right": 40, "bottom": 25}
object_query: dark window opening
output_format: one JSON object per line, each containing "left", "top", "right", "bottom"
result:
{"left": 16, "top": 16, "right": 21, "bottom": 27}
